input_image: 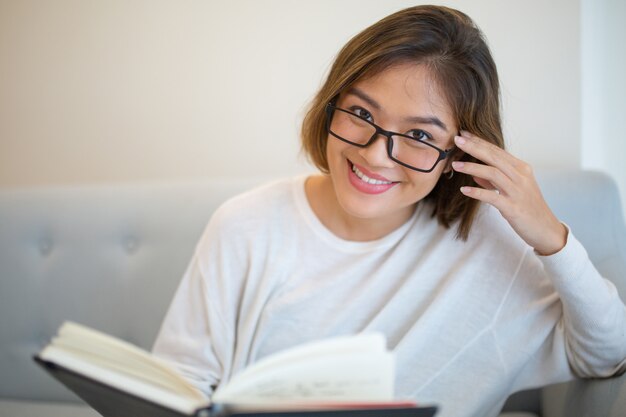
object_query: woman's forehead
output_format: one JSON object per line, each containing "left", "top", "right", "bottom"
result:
{"left": 343, "top": 63, "right": 455, "bottom": 128}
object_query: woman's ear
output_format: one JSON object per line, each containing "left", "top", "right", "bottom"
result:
{"left": 442, "top": 148, "right": 465, "bottom": 174}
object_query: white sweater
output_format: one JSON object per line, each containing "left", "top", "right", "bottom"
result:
{"left": 153, "top": 176, "right": 626, "bottom": 417}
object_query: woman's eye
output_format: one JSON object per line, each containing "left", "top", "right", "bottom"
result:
{"left": 350, "top": 107, "right": 373, "bottom": 121}
{"left": 407, "top": 129, "right": 430, "bottom": 141}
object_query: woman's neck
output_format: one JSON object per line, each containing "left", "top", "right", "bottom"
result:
{"left": 304, "top": 174, "right": 415, "bottom": 242}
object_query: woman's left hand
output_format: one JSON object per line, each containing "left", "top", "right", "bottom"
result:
{"left": 451, "top": 131, "right": 567, "bottom": 256}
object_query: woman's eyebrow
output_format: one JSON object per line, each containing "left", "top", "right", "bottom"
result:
{"left": 402, "top": 115, "right": 448, "bottom": 132}
{"left": 345, "top": 87, "right": 381, "bottom": 110}
{"left": 346, "top": 87, "right": 449, "bottom": 133}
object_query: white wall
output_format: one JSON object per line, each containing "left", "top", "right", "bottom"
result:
{"left": 0, "top": 0, "right": 580, "bottom": 187}
{"left": 581, "top": 0, "right": 626, "bottom": 217}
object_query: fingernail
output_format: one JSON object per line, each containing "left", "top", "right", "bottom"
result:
{"left": 452, "top": 161, "right": 464, "bottom": 170}
{"left": 460, "top": 186, "right": 471, "bottom": 194}
{"left": 454, "top": 136, "right": 466, "bottom": 146}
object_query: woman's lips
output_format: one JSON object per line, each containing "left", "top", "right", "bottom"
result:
{"left": 347, "top": 161, "right": 398, "bottom": 194}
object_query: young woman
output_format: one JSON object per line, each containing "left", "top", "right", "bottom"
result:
{"left": 153, "top": 5, "right": 626, "bottom": 417}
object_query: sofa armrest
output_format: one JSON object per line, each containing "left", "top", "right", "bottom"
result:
{"left": 541, "top": 372, "right": 626, "bottom": 417}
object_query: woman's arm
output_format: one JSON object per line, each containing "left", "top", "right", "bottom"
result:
{"left": 152, "top": 204, "right": 248, "bottom": 395}
{"left": 453, "top": 131, "right": 626, "bottom": 377}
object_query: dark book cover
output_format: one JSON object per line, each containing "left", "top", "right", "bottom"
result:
{"left": 34, "top": 356, "right": 438, "bottom": 417}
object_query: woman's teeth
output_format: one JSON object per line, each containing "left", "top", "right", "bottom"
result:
{"left": 352, "top": 164, "right": 393, "bottom": 185}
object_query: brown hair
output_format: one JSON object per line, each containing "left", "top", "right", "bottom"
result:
{"left": 301, "top": 5, "right": 504, "bottom": 240}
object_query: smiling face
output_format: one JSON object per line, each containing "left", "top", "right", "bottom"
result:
{"left": 323, "top": 63, "right": 458, "bottom": 236}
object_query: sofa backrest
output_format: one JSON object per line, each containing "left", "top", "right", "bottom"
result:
{"left": 0, "top": 178, "right": 262, "bottom": 402}
{"left": 0, "top": 170, "right": 625, "bottom": 405}
{"left": 536, "top": 170, "right": 626, "bottom": 299}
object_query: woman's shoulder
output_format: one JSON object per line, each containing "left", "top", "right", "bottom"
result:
{"left": 207, "top": 176, "right": 303, "bottom": 234}
{"left": 220, "top": 176, "right": 298, "bottom": 209}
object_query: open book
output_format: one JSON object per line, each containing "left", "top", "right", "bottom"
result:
{"left": 35, "top": 322, "right": 437, "bottom": 417}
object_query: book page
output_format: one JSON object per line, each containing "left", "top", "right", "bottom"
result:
{"left": 39, "top": 345, "right": 211, "bottom": 414}
{"left": 223, "top": 333, "right": 387, "bottom": 388}
{"left": 42, "top": 323, "right": 397, "bottom": 410}
{"left": 44, "top": 322, "right": 206, "bottom": 400}
{"left": 212, "top": 348, "right": 394, "bottom": 404}
{"left": 43, "top": 342, "right": 200, "bottom": 397}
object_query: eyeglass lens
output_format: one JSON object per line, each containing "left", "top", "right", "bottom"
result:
{"left": 329, "top": 108, "right": 443, "bottom": 172}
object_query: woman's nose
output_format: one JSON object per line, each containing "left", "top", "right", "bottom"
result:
{"left": 357, "top": 135, "right": 396, "bottom": 168}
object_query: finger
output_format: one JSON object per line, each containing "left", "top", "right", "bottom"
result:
{"left": 452, "top": 160, "right": 515, "bottom": 195}
{"left": 473, "top": 176, "right": 496, "bottom": 191}
{"left": 454, "top": 132, "right": 522, "bottom": 181}
{"left": 460, "top": 185, "right": 506, "bottom": 208}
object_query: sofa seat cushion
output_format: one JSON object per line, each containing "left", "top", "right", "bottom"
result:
{"left": 0, "top": 399, "right": 100, "bottom": 417}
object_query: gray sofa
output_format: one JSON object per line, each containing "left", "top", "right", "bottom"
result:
{"left": 1, "top": 170, "right": 625, "bottom": 417}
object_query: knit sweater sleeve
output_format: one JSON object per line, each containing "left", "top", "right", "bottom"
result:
{"left": 494, "top": 227, "right": 626, "bottom": 392}
{"left": 151, "top": 201, "right": 250, "bottom": 396}
{"left": 539, "top": 229, "right": 626, "bottom": 378}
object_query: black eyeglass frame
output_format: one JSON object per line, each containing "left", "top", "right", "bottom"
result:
{"left": 325, "top": 103, "right": 453, "bottom": 173}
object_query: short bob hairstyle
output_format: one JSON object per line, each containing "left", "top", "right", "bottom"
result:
{"left": 301, "top": 5, "right": 504, "bottom": 240}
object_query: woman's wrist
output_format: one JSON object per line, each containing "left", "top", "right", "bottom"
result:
{"left": 534, "top": 221, "right": 569, "bottom": 256}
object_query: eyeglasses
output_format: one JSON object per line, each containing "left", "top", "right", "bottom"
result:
{"left": 325, "top": 103, "right": 453, "bottom": 173}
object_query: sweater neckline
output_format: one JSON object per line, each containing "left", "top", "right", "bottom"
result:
{"left": 292, "top": 175, "right": 424, "bottom": 253}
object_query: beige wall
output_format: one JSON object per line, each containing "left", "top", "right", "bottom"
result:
{"left": 581, "top": 0, "right": 626, "bottom": 217}
{"left": 0, "top": 0, "right": 581, "bottom": 187}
